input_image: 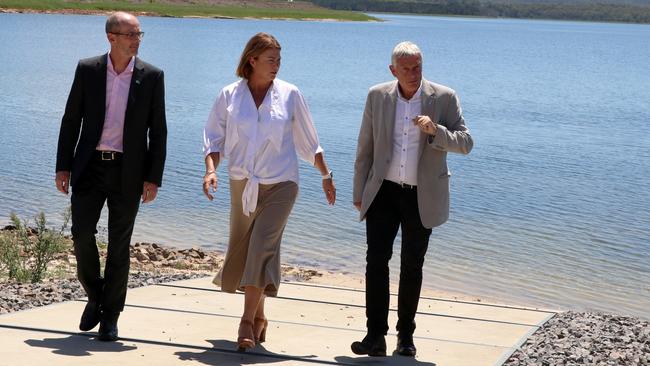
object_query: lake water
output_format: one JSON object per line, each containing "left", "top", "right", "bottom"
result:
{"left": 1, "top": 12, "right": 648, "bottom": 319}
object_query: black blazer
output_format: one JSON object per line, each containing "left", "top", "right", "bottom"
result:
{"left": 56, "top": 54, "right": 167, "bottom": 199}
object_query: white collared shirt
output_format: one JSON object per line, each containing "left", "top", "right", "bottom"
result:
{"left": 203, "top": 78, "right": 323, "bottom": 216}
{"left": 385, "top": 83, "right": 422, "bottom": 186}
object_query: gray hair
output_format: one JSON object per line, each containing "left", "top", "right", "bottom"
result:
{"left": 105, "top": 12, "right": 135, "bottom": 33}
{"left": 391, "top": 41, "right": 422, "bottom": 66}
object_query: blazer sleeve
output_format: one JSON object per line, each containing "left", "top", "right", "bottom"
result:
{"left": 145, "top": 69, "right": 167, "bottom": 186}
{"left": 56, "top": 62, "right": 84, "bottom": 172}
{"left": 428, "top": 92, "right": 473, "bottom": 155}
{"left": 353, "top": 91, "right": 374, "bottom": 203}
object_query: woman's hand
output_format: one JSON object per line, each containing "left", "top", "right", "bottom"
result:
{"left": 203, "top": 171, "right": 218, "bottom": 201}
{"left": 323, "top": 178, "right": 336, "bottom": 205}
{"left": 313, "top": 152, "right": 335, "bottom": 205}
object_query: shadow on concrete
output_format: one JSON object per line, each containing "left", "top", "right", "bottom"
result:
{"left": 24, "top": 335, "right": 137, "bottom": 356}
{"left": 175, "top": 339, "right": 322, "bottom": 365}
{"left": 335, "top": 355, "right": 437, "bottom": 366}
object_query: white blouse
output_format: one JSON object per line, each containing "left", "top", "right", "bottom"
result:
{"left": 203, "top": 78, "right": 323, "bottom": 216}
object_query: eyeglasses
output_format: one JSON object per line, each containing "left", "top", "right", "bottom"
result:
{"left": 109, "top": 31, "right": 145, "bottom": 40}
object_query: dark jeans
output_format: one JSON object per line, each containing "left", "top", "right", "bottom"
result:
{"left": 70, "top": 154, "right": 140, "bottom": 315}
{"left": 365, "top": 180, "right": 432, "bottom": 336}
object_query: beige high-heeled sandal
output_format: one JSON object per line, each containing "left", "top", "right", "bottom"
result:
{"left": 237, "top": 319, "right": 255, "bottom": 351}
{"left": 254, "top": 317, "right": 268, "bottom": 343}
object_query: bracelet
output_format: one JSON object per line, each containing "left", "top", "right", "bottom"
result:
{"left": 322, "top": 170, "right": 333, "bottom": 180}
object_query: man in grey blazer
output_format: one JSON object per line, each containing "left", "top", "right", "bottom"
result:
{"left": 351, "top": 41, "right": 473, "bottom": 357}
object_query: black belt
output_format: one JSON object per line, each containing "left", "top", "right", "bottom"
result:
{"left": 95, "top": 150, "right": 123, "bottom": 161}
{"left": 385, "top": 180, "right": 417, "bottom": 190}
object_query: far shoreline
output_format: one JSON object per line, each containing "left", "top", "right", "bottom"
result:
{"left": 0, "top": 5, "right": 379, "bottom": 22}
{"left": 367, "top": 10, "right": 650, "bottom": 26}
{"left": 5, "top": 6, "right": 646, "bottom": 27}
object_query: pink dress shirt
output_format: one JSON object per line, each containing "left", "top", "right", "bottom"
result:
{"left": 96, "top": 54, "right": 135, "bottom": 152}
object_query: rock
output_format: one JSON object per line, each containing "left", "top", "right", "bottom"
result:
{"left": 180, "top": 259, "right": 192, "bottom": 268}
{"left": 135, "top": 251, "right": 148, "bottom": 262}
{"left": 147, "top": 252, "right": 161, "bottom": 261}
{"left": 609, "top": 351, "right": 623, "bottom": 360}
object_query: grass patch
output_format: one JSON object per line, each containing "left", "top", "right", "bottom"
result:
{"left": 97, "top": 239, "right": 108, "bottom": 250}
{"left": 0, "top": 0, "right": 377, "bottom": 21}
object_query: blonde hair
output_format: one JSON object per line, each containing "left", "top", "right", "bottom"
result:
{"left": 236, "top": 33, "right": 281, "bottom": 79}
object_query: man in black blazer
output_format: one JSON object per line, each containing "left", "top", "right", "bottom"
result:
{"left": 55, "top": 12, "right": 166, "bottom": 342}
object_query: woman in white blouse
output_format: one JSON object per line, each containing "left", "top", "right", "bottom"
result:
{"left": 202, "top": 33, "right": 336, "bottom": 351}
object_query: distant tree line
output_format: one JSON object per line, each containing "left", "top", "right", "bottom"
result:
{"left": 310, "top": 0, "right": 650, "bottom": 23}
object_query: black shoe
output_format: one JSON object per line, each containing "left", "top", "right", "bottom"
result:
{"left": 351, "top": 334, "right": 386, "bottom": 357}
{"left": 98, "top": 313, "right": 119, "bottom": 342}
{"left": 396, "top": 333, "right": 417, "bottom": 357}
{"left": 79, "top": 301, "right": 101, "bottom": 331}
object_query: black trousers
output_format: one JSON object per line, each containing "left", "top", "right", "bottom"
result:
{"left": 70, "top": 154, "right": 140, "bottom": 315}
{"left": 365, "top": 180, "right": 432, "bottom": 336}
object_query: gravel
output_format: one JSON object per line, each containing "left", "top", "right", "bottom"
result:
{"left": 505, "top": 312, "right": 649, "bottom": 365}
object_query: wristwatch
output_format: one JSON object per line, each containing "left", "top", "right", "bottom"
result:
{"left": 322, "top": 170, "right": 333, "bottom": 180}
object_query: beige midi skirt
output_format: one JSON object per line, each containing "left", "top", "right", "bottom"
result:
{"left": 213, "top": 179, "right": 298, "bottom": 297}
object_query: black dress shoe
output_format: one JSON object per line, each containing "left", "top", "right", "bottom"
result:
{"left": 351, "top": 334, "right": 386, "bottom": 357}
{"left": 396, "top": 333, "right": 417, "bottom": 357}
{"left": 79, "top": 301, "right": 101, "bottom": 331}
{"left": 98, "top": 313, "right": 119, "bottom": 342}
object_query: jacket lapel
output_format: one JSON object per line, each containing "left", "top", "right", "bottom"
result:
{"left": 418, "top": 79, "right": 437, "bottom": 158}
{"left": 129, "top": 57, "right": 143, "bottom": 104}
{"left": 383, "top": 82, "right": 398, "bottom": 161}
{"left": 123, "top": 57, "right": 144, "bottom": 143}
{"left": 95, "top": 54, "right": 108, "bottom": 133}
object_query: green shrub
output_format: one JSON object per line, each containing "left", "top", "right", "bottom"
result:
{"left": 0, "top": 230, "right": 29, "bottom": 282}
{"left": 0, "top": 209, "right": 70, "bottom": 283}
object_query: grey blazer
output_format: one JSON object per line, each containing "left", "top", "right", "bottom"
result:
{"left": 353, "top": 79, "right": 473, "bottom": 229}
